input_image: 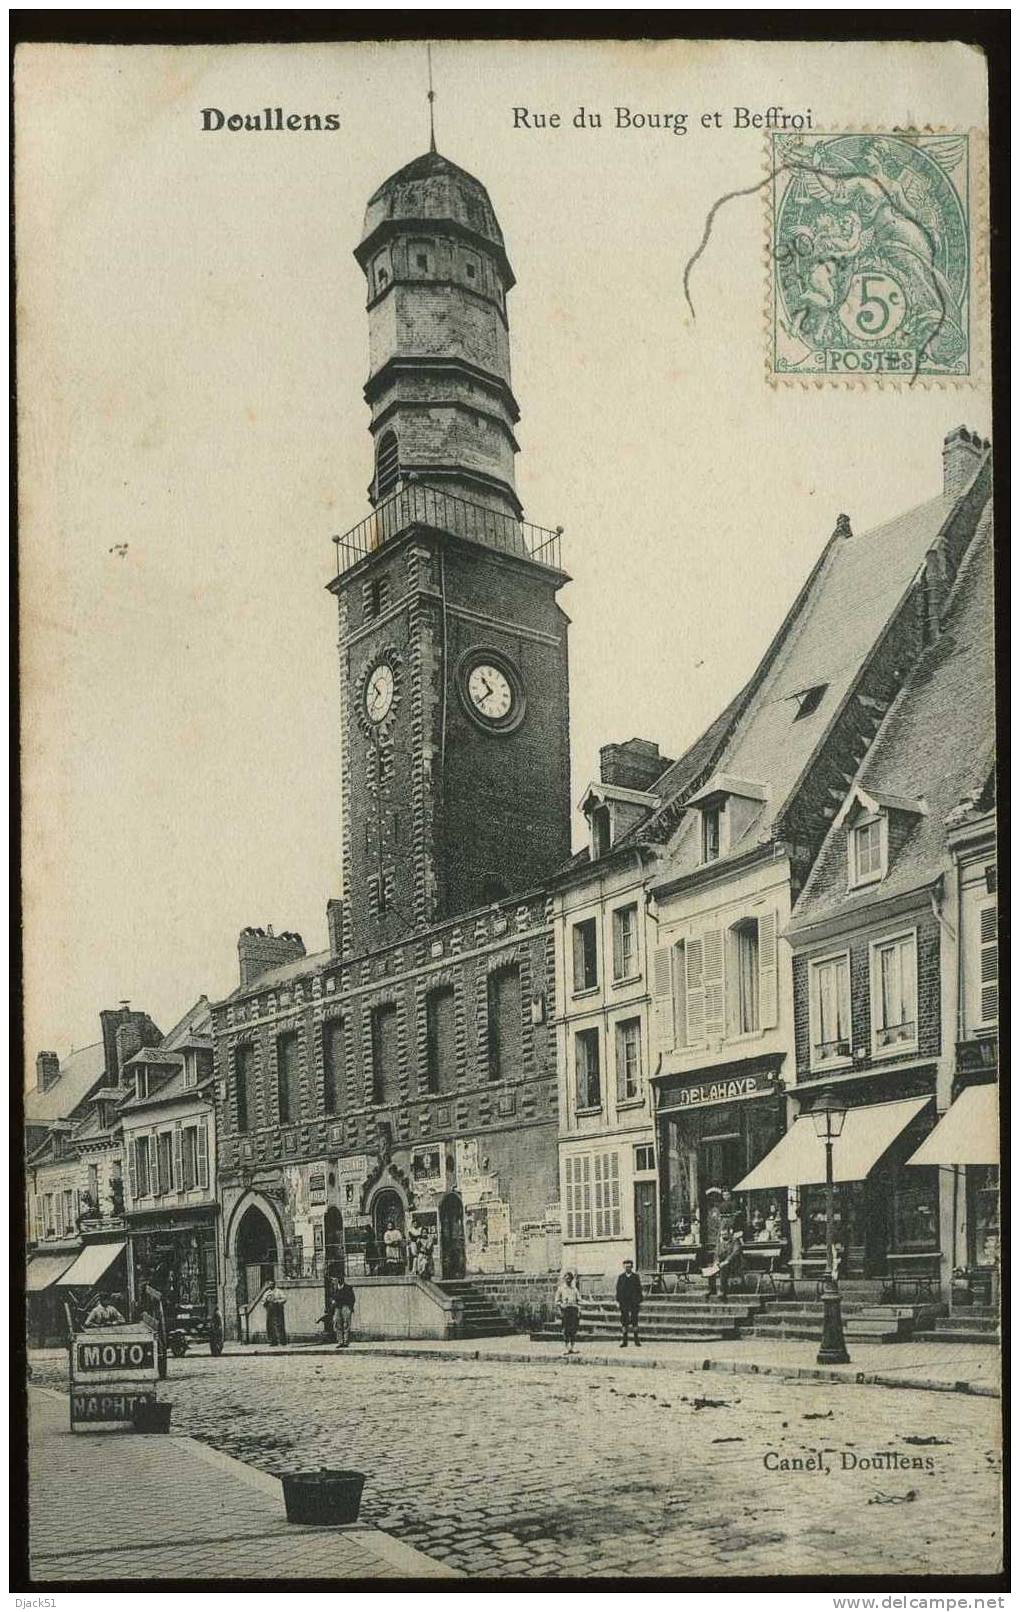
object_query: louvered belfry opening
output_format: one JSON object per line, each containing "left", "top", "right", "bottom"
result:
{"left": 375, "top": 432, "right": 399, "bottom": 501}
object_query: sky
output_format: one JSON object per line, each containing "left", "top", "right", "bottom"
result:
{"left": 17, "top": 38, "right": 991, "bottom": 1061}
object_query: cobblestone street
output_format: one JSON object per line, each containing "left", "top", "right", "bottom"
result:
{"left": 30, "top": 1348, "right": 1001, "bottom": 1579}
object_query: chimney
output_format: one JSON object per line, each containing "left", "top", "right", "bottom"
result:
{"left": 36, "top": 1051, "right": 61, "bottom": 1092}
{"left": 599, "top": 738, "right": 675, "bottom": 794}
{"left": 326, "top": 898, "right": 345, "bottom": 959}
{"left": 100, "top": 1006, "right": 162, "bottom": 1087}
{"left": 238, "top": 926, "right": 306, "bottom": 990}
{"left": 943, "top": 426, "right": 987, "bottom": 498}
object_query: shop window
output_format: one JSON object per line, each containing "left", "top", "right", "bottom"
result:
{"left": 572, "top": 917, "right": 598, "bottom": 992}
{"left": 370, "top": 1004, "right": 398, "bottom": 1104}
{"left": 615, "top": 1018, "right": 642, "bottom": 1102}
{"left": 730, "top": 918, "right": 760, "bottom": 1035}
{"left": 235, "top": 1043, "right": 256, "bottom": 1134}
{"left": 277, "top": 1032, "right": 301, "bottom": 1125}
{"left": 322, "top": 1018, "right": 345, "bottom": 1115}
{"left": 612, "top": 904, "right": 638, "bottom": 981}
{"left": 810, "top": 952, "right": 851, "bottom": 1066}
{"left": 870, "top": 932, "right": 917, "bottom": 1054}
{"left": 487, "top": 964, "right": 523, "bottom": 1081}
{"left": 574, "top": 1028, "right": 601, "bottom": 1111}
{"left": 968, "top": 1165, "right": 1000, "bottom": 1267}
{"left": 425, "top": 985, "right": 456, "bottom": 1094}
{"left": 892, "top": 1167, "right": 939, "bottom": 1251}
{"left": 850, "top": 815, "right": 886, "bottom": 887}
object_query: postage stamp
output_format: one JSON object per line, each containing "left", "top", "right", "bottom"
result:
{"left": 767, "top": 131, "right": 973, "bottom": 382}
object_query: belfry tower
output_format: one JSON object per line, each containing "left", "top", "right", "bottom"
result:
{"left": 354, "top": 151, "right": 521, "bottom": 519}
{"left": 329, "top": 148, "right": 572, "bottom": 958}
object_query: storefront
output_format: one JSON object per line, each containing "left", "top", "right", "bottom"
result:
{"left": 738, "top": 1077, "right": 938, "bottom": 1277}
{"left": 907, "top": 1078, "right": 998, "bottom": 1297}
{"left": 654, "top": 1061, "right": 787, "bottom": 1257}
{"left": 26, "top": 1249, "right": 79, "bottom": 1346}
{"left": 128, "top": 1208, "right": 219, "bottom": 1317}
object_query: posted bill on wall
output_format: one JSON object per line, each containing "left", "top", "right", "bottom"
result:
{"left": 16, "top": 28, "right": 1001, "bottom": 1596}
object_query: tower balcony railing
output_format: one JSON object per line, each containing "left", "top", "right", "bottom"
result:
{"left": 332, "top": 481, "right": 563, "bottom": 579}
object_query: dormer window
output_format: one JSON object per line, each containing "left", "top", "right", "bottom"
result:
{"left": 850, "top": 815, "right": 886, "bottom": 888}
{"left": 792, "top": 683, "right": 828, "bottom": 720}
{"left": 701, "top": 806, "right": 721, "bottom": 863}
{"left": 592, "top": 805, "right": 611, "bottom": 859}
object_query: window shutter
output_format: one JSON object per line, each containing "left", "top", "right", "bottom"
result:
{"left": 33, "top": 1195, "right": 41, "bottom": 1240}
{"left": 55, "top": 1195, "right": 64, "bottom": 1238}
{"left": 127, "top": 1140, "right": 137, "bottom": 1203}
{"left": 980, "top": 903, "right": 998, "bottom": 1023}
{"left": 198, "top": 1122, "right": 209, "bottom": 1190}
{"left": 686, "top": 937, "right": 706, "bottom": 1045}
{"left": 173, "top": 1127, "right": 183, "bottom": 1193}
{"left": 702, "top": 928, "right": 726, "bottom": 1041}
{"left": 758, "top": 911, "right": 779, "bottom": 1029}
{"left": 572, "top": 925, "right": 585, "bottom": 991}
{"left": 653, "top": 946, "right": 675, "bottom": 1052}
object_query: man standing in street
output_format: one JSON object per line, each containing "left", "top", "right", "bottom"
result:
{"left": 262, "top": 1279, "right": 288, "bottom": 1347}
{"left": 616, "top": 1258, "right": 643, "bottom": 1348}
{"left": 333, "top": 1277, "right": 356, "bottom": 1349}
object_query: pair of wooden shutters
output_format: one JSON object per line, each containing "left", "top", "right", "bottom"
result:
{"left": 653, "top": 911, "right": 779, "bottom": 1051}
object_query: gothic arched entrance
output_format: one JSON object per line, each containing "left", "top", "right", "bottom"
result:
{"left": 373, "top": 1189, "right": 406, "bottom": 1272}
{"left": 235, "top": 1204, "right": 279, "bottom": 1306}
{"left": 439, "top": 1193, "right": 467, "bottom": 1280}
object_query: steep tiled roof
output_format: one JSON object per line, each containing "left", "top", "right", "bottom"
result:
{"left": 792, "top": 503, "right": 994, "bottom": 927}
{"left": 24, "top": 1041, "right": 106, "bottom": 1125}
{"left": 652, "top": 472, "right": 988, "bottom": 886}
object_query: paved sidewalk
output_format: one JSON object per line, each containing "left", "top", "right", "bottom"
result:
{"left": 27, "top": 1388, "right": 457, "bottom": 1582}
{"left": 217, "top": 1331, "right": 1000, "bottom": 1397}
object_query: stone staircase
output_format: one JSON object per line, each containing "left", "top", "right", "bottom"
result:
{"left": 436, "top": 1279, "right": 516, "bottom": 1338}
{"left": 912, "top": 1307, "right": 1000, "bottom": 1346}
{"left": 529, "top": 1291, "right": 760, "bottom": 1343}
{"left": 750, "top": 1299, "right": 928, "bottom": 1344}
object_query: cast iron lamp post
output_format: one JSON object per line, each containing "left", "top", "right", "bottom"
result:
{"left": 811, "top": 1090, "right": 851, "bottom": 1365}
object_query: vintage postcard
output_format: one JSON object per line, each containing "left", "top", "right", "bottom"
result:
{"left": 16, "top": 31, "right": 1002, "bottom": 1593}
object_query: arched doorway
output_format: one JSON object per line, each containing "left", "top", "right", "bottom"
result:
{"left": 235, "top": 1204, "right": 279, "bottom": 1306}
{"left": 439, "top": 1193, "right": 467, "bottom": 1280}
{"left": 373, "top": 1189, "right": 406, "bottom": 1272}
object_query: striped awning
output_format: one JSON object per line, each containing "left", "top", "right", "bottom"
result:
{"left": 56, "top": 1240, "right": 126, "bottom": 1288}
{"left": 26, "top": 1251, "right": 78, "bottom": 1292}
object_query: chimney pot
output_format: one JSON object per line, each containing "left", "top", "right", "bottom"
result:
{"left": 942, "top": 425, "right": 986, "bottom": 498}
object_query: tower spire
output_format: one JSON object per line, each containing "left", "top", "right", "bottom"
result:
{"left": 427, "top": 43, "right": 436, "bottom": 153}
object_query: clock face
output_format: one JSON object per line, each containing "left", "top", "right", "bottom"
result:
{"left": 467, "top": 662, "right": 514, "bottom": 722}
{"left": 365, "top": 661, "right": 395, "bottom": 724}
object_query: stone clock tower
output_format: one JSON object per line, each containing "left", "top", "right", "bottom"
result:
{"left": 330, "top": 150, "right": 572, "bottom": 956}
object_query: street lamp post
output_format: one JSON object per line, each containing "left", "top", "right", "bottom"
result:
{"left": 811, "top": 1091, "right": 850, "bottom": 1366}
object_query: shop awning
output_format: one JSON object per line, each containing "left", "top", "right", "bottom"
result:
{"left": 735, "top": 1097, "right": 930, "bottom": 1191}
{"left": 56, "top": 1240, "right": 126, "bottom": 1289}
{"left": 907, "top": 1084, "right": 998, "bottom": 1167}
{"left": 26, "top": 1251, "right": 79, "bottom": 1292}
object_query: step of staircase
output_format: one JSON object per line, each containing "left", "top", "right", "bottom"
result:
{"left": 529, "top": 1320, "right": 740, "bottom": 1343}
{"left": 752, "top": 1320, "right": 906, "bottom": 1343}
{"left": 912, "top": 1327, "right": 1000, "bottom": 1346}
{"left": 435, "top": 1280, "right": 516, "bottom": 1338}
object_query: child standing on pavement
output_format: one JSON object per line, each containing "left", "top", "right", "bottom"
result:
{"left": 554, "top": 1270, "right": 582, "bottom": 1356}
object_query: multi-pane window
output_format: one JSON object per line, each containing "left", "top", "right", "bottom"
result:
{"left": 615, "top": 1018, "right": 642, "bottom": 1102}
{"left": 277, "top": 1032, "right": 300, "bottom": 1125}
{"left": 851, "top": 818, "right": 884, "bottom": 885}
{"left": 322, "top": 1019, "right": 344, "bottom": 1116}
{"left": 634, "top": 1143, "right": 656, "bottom": 1174}
{"left": 180, "top": 1125, "right": 209, "bottom": 1192}
{"left": 63, "top": 1189, "right": 75, "bottom": 1231}
{"left": 810, "top": 953, "right": 851, "bottom": 1064}
{"left": 235, "top": 1044, "right": 256, "bottom": 1134}
{"left": 370, "top": 1005, "right": 399, "bottom": 1104}
{"left": 871, "top": 933, "right": 917, "bottom": 1053}
{"left": 612, "top": 904, "right": 638, "bottom": 980}
{"left": 572, "top": 918, "right": 598, "bottom": 992}
{"left": 43, "top": 1194, "right": 54, "bottom": 1237}
{"left": 733, "top": 919, "right": 760, "bottom": 1034}
{"left": 487, "top": 965, "right": 523, "bottom": 1081}
{"left": 574, "top": 1028, "right": 601, "bottom": 1111}
{"left": 425, "top": 985, "right": 456, "bottom": 1095}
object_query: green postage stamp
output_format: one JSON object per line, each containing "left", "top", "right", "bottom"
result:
{"left": 768, "top": 131, "right": 974, "bottom": 382}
